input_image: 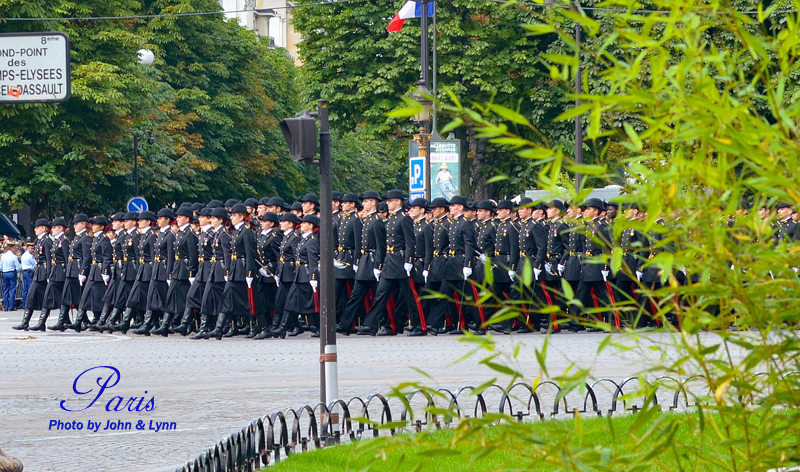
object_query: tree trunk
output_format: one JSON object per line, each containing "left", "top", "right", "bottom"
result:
{"left": 0, "top": 448, "right": 23, "bottom": 472}
{"left": 465, "top": 127, "right": 489, "bottom": 202}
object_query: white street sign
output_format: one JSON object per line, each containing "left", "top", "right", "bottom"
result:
{"left": 0, "top": 32, "right": 70, "bottom": 103}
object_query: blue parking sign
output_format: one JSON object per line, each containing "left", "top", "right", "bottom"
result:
{"left": 409, "top": 157, "right": 426, "bottom": 192}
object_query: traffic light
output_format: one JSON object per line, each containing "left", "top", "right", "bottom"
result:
{"left": 279, "top": 112, "right": 317, "bottom": 163}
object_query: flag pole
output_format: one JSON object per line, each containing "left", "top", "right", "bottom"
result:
{"left": 432, "top": 0, "right": 438, "bottom": 137}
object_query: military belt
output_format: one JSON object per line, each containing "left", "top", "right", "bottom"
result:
{"left": 569, "top": 251, "right": 579, "bottom": 256}
{"left": 198, "top": 256, "right": 204, "bottom": 262}
{"left": 494, "top": 251, "right": 508, "bottom": 257}
{"left": 433, "top": 250, "right": 441, "bottom": 257}
{"left": 232, "top": 254, "right": 238, "bottom": 260}
{"left": 520, "top": 251, "right": 527, "bottom": 257}
{"left": 386, "top": 246, "right": 402, "bottom": 254}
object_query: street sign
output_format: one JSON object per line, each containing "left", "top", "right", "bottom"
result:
{"left": 127, "top": 197, "right": 148, "bottom": 212}
{"left": 0, "top": 32, "right": 70, "bottom": 103}
{"left": 430, "top": 140, "right": 460, "bottom": 200}
{"left": 409, "top": 157, "right": 426, "bottom": 193}
{"left": 410, "top": 191, "right": 426, "bottom": 201}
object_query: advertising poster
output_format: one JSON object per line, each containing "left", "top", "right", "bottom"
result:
{"left": 430, "top": 140, "right": 460, "bottom": 200}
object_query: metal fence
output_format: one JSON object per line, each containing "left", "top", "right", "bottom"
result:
{"left": 173, "top": 374, "right": 772, "bottom": 472}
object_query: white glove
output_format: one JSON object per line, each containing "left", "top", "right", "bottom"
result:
{"left": 462, "top": 267, "right": 472, "bottom": 279}
{"left": 373, "top": 268, "right": 382, "bottom": 281}
{"left": 730, "top": 264, "right": 735, "bottom": 270}
{"left": 246, "top": 276, "right": 253, "bottom": 288}
{"left": 166, "top": 279, "right": 172, "bottom": 286}
{"left": 545, "top": 263, "right": 552, "bottom": 273}
{"left": 224, "top": 275, "right": 229, "bottom": 282}
{"left": 102, "top": 274, "right": 110, "bottom": 285}
{"left": 508, "top": 270, "right": 516, "bottom": 281}
{"left": 794, "top": 267, "right": 799, "bottom": 274}
{"left": 479, "top": 254, "right": 487, "bottom": 264}
{"left": 601, "top": 270, "right": 609, "bottom": 282}
{"left": 189, "top": 277, "right": 195, "bottom": 284}
{"left": 636, "top": 271, "right": 643, "bottom": 281}
{"left": 333, "top": 260, "right": 346, "bottom": 269}
{"left": 310, "top": 280, "right": 318, "bottom": 292}
{"left": 557, "top": 264, "right": 565, "bottom": 275}
{"left": 404, "top": 262, "right": 413, "bottom": 277}
{"left": 78, "top": 274, "right": 86, "bottom": 286}
{"left": 533, "top": 268, "right": 541, "bottom": 280}
{"left": 274, "top": 275, "right": 280, "bottom": 286}
{"left": 353, "top": 264, "right": 359, "bottom": 273}
{"left": 422, "top": 270, "right": 429, "bottom": 282}
{"left": 259, "top": 267, "right": 269, "bottom": 277}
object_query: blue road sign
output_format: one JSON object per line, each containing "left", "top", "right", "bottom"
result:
{"left": 409, "top": 157, "right": 426, "bottom": 192}
{"left": 127, "top": 196, "right": 148, "bottom": 212}
{"left": 410, "top": 191, "right": 426, "bottom": 201}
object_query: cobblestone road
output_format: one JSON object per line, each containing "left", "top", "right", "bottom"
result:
{"left": 0, "top": 310, "right": 746, "bottom": 472}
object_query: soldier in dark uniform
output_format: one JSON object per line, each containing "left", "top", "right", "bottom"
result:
{"left": 101, "top": 212, "right": 139, "bottom": 332}
{"left": 301, "top": 193, "right": 319, "bottom": 218}
{"left": 30, "top": 218, "right": 69, "bottom": 331}
{"left": 428, "top": 196, "right": 478, "bottom": 333}
{"left": 48, "top": 214, "right": 91, "bottom": 331}
{"left": 488, "top": 200, "right": 519, "bottom": 334}
{"left": 535, "top": 200, "right": 569, "bottom": 332}
{"left": 113, "top": 211, "right": 156, "bottom": 334}
{"left": 257, "top": 197, "right": 271, "bottom": 218}
{"left": 337, "top": 191, "right": 384, "bottom": 335}
{"left": 283, "top": 215, "right": 321, "bottom": 337}
{"left": 332, "top": 191, "right": 343, "bottom": 226}
{"left": 162, "top": 207, "right": 198, "bottom": 334}
{"left": 558, "top": 202, "right": 583, "bottom": 329}
{"left": 268, "top": 197, "right": 288, "bottom": 217}
{"left": 271, "top": 212, "right": 301, "bottom": 338}
{"left": 194, "top": 207, "right": 232, "bottom": 339}
{"left": 514, "top": 198, "right": 539, "bottom": 331}
{"left": 140, "top": 209, "right": 176, "bottom": 336}
{"left": 71, "top": 216, "right": 112, "bottom": 331}
{"left": 91, "top": 213, "right": 125, "bottom": 331}
{"left": 333, "top": 193, "right": 362, "bottom": 324}
{"left": 252, "top": 212, "right": 282, "bottom": 339}
{"left": 208, "top": 203, "right": 256, "bottom": 339}
{"left": 473, "top": 200, "right": 496, "bottom": 330}
{"left": 182, "top": 208, "right": 215, "bottom": 337}
{"left": 774, "top": 202, "right": 797, "bottom": 243}
{"left": 408, "top": 198, "right": 432, "bottom": 336}
{"left": 575, "top": 198, "right": 612, "bottom": 326}
{"left": 422, "top": 198, "right": 451, "bottom": 333}
{"left": 14, "top": 219, "right": 51, "bottom": 330}
{"left": 613, "top": 204, "right": 646, "bottom": 327}
{"left": 357, "top": 189, "right": 418, "bottom": 336}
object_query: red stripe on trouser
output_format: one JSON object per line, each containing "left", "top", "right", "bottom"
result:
{"left": 313, "top": 290, "right": 319, "bottom": 313}
{"left": 672, "top": 295, "right": 681, "bottom": 329}
{"left": 541, "top": 281, "right": 557, "bottom": 329}
{"left": 590, "top": 288, "right": 600, "bottom": 308}
{"left": 470, "top": 282, "right": 486, "bottom": 325}
{"left": 605, "top": 281, "right": 621, "bottom": 327}
{"left": 346, "top": 280, "right": 352, "bottom": 297}
{"left": 387, "top": 295, "right": 397, "bottom": 334}
{"left": 453, "top": 292, "right": 466, "bottom": 329}
{"left": 247, "top": 287, "right": 255, "bottom": 316}
{"left": 408, "top": 279, "right": 427, "bottom": 331}
{"left": 649, "top": 298, "right": 662, "bottom": 325}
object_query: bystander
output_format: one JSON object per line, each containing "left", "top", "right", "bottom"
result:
{"left": 0, "top": 244, "right": 20, "bottom": 311}
{"left": 21, "top": 242, "right": 35, "bottom": 310}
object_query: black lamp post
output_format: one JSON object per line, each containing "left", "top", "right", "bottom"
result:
{"left": 133, "top": 130, "right": 154, "bottom": 197}
{"left": 412, "top": 80, "right": 433, "bottom": 199}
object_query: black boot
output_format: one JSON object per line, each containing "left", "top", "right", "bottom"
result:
{"left": 48, "top": 305, "right": 71, "bottom": 331}
{"left": 132, "top": 311, "right": 156, "bottom": 335}
{"left": 208, "top": 313, "right": 229, "bottom": 340}
{"left": 29, "top": 309, "right": 50, "bottom": 331}
{"left": 111, "top": 308, "right": 135, "bottom": 334}
{"left": 130, "top": 311, "right": 143, "bottom": 330}
{"left": 253, "top": 313, "right": 271, "bottom": 339}
{"left": 190, "top": 314, "right": 210, "bottom": 340}
{"left": 171, "top": 307, "right": 195, "bottom": 335}
{"left": 68, "top": 309, "right": 89, "bottom": 332}
{"left": 12, "top": 309, "right": 34, "bottom": 330}
{"left": 89, "top": 305, "right": 111, "bottom": 331}
{"left": 151, "top": 312, "right": 174, "bottom": 336}
{"left": 98, "top": 307, "right": 121, "bottom": 333}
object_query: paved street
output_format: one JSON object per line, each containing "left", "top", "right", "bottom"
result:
{"left": 0, "top": 309, "right": 745, "bottom": 472}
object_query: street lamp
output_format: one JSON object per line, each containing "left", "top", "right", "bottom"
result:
{"left": 133, "top": 130, "right": 154, "bottom": 197}
{"left": 412, "top": 79, "right": 433, "bottom": 199}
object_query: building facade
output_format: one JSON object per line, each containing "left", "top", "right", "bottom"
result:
{"left": 219, "top": 0, "right": 302, "bottom": 64}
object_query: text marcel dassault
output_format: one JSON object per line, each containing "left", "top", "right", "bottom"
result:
{"left": 49, "top": 366, "right": 177, "bottom": 433}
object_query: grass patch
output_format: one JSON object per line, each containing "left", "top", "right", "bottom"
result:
{"left": 269, "top": 408, "right": 798, "bottom": 471}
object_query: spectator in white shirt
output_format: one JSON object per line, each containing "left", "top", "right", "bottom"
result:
{"left": 21, "top": 243, "right": 36, "bottom": 309}
{"left": 1, "top": 243, "right": 21, "bottom": 311}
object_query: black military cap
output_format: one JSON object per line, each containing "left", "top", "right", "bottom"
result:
{"left": 244, "top": 197, "right": 258, "bottom": 207}
{"left": 175, "top": 207, "right": 194, "bottom": 218}
{"left": 476, "top": 200, "right": 495, "bottom": 211}
{"left": 548, "top": 200, "right": 565, "bottom": 212}
{"left": 302, "top": 193, "right": 320, "bottom": 205}
{"left": 606, "top": 200, "right": 619, "bottom": 209}
{"left": 290, "top": 202, "right": 302, "bottom": 211}
{"left": 33, "top": 218, "right": 51, "bottom": 228}
{"left": 137, "top": 210, "right": 156, "bottom": 221}
{"left": 776, "top": 202, "right": 792, "bottom": 209}
{"left": 123, "top": 212, "right": 139, "bottom": 221}
{"left": 280, "top": 212, "right": 300, "bottom": 224}
{"left": 362, "top": 190, "right": 381, "bottom": 201}
{"left": 430, "top": 197, "right": 449, "bottom": 209}
{"left": 738, "top": 199, "right": 752, "bottom": 210}
{"left": 198, "top": 207, "right": 213, "bottom": 217}
{"left": 496, "top": 200, "right": 514, "bottom": 210}
{"left": 72, "top": 213, "right": 89, "bottom": 224}
{"left": 410, "top": 198, "right": 428, "bottom": 208}
{"left": 535, "top": 203, "right": 548, "bottom": 212}
{"left": 377, "top": 201, "right": 388, "bottom": 213}
{"left": 259, "top": 196, "right": 271, "bottom": 206}
{"left": 157, "top": 208, "right": 175, "bottom": 219}
{"left": 259, "top": 212, "right": 279, "bottom": 223}
{"left": 190, "top": 202, "right": 204, "bottom": 212}
{"left": 210, "top": 207, "right": 228, "bottom": 219}
{"left": 385, "top": 189, "right": 404, "bottom": 200}
{"left": 268, "top": 197, "right": 288, "bottom": 209}
{"left": 230, "top": 203, "right": 249, "bottom": 215}
{"left": 224, "top": 198, "right": 239, "bottom": 208}
{"left": 51, "top": 217, "right": 68, "bottom": 228}
{"left": 332, "top": 191, "right": 343, "bottom": 201}
{"left": 207, "top": 199, "right": 224, "bottom": 209}
{"left": 110, "top": 212, "right": 125, "bottom": 221}
{"left": 516, "top": 197, "right": 534, "bottom": 209}
{"left": 342, "top": 193, "right": 360, "bottom": 203}
{"left": 583, "top": 198, "right": 605, "bottom": 210}
{"left": 450, "top": 195, "right": 468, "bottom": 206}
{"left": 301, "top": 214, "right": 320, "bottom": 226}
{"left": 91, "top": 215, "right": 109, "bottom": 226}
{"left": 179, "top": 202, "right": 193, "bottom": 208}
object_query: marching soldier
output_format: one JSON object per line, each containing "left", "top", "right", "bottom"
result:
{"left": 473, "top": 200, "right": 496, "bottom": 330}
{"left": 301, "top": 194, "right": 319, "bottom": 217}
{"left": 515, "top": 198, "right": 538, "bottom": 331}
{"left": 490, "top": 200, "right": 519, "bottom": 334}
{"left": 13, "top": 218, "right": 51, "bottom": 331}
{"left": 49, "top": 214, "right": 91, "bottom": 331}
{"left": 338, "top": 191, "right": 384, "bottom": 335}
{"left": 71, "top": 216, "right": 112, "bottom": 332}
{"left": 358, "top": 189, "right": 417, "bottom": 336}
{"left": 422, "top": 198, "right": 451, "bottom": 334}
{"left": 333, "top": 193, "right": 362, "bottom": 323}
{"left": 408, "top": 198, "right": 432, "bottom": 336}
{"left": 284, "top": 215, "right": 321, "bottom": 337}
{"left": 332, "top": 191, "right": 343, "bottom": 226}
{"left": 91, "top": 213, "right": 125, "bottom": 330}
{"left": 575, "top": 198, "right": 612, "bottom": 326}
{"left": 271, "top": 212, "right": 301, "bottom": 338}
{"left": 30, "top": 217, "right": 69, "bottom": 331}
{"left": 252, "top": 212, "right": 281, "bottom": 339}
{"left": 614, "top": 204, "right": 646, "bottom": 326}
{"left": 185, "top": 208, "right": 217, "bottom": 338}
{"left": 143, "top": 208, "right": 176, "bottom": 336}
{"left": 162, "top": 207, "right": 198, "bottom": 335}
{"left": 102, "top": 212, "right": 139, "bottom": 332}
{"left": 559, "top": 202, "right": 583, "bottom": 330}
{"left": 535, "top": 200, "right": 569, "bottom": 332}
{"left": 114, "top": 211, "right": 156, "bottom": 334}
{"left": 774, "top": 202, "right": 796, "bottom": 243}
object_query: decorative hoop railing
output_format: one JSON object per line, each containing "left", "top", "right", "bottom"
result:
{"left": 175, "top": 372, "right": 796, "bottom": 472}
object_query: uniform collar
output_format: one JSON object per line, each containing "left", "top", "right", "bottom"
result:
{"left": 234, "top": 221, "right": 245, "bottom": 230}
{"left": 139, "top": 226, "right": 151, "bottom": 234}
{"left": 160, "top": 225, "right": 170, "bottom": 233}
{"left": 302, "top": 231, "right": 312, "bottom": 239}
{"left": 179, "top": 223, "right": 190, "bottom": 232}
{"left": 283, "top": 229, "right": 293, "bottom": 237}
{"left": 76, "top": 229, "right": 87, "bottom": 236}
{"left": 201, "top": 224, "right": 212, "bottom": 233}
{"left": 37, "top": 233, "right": 45, "bottom": 240}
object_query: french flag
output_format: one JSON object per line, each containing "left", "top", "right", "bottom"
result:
{"left": 387, "top": 1, "right": 434, "bottom": 33}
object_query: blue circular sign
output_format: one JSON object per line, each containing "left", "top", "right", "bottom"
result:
{"left": 127, "top": 196, "right": 148, "bottom": 212}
